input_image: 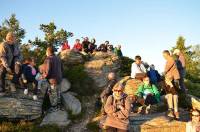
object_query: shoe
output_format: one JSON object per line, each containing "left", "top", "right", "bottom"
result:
{"left": 167, "top": 110, "right": 174, "bottom": 118}
{"left": 174, "top": 112, "right": 180, "bottom": 119}
{"left": 24, "top": 89, "right": 28, "bottom": 95}
{"left": 10, "top": 83, "right": 16, "bottom": 92}
{"left": 145, "top": 105, "right": 151, "bottom": 114}
{"left": 33, "top": 95, "right": 38, "bottom": 100}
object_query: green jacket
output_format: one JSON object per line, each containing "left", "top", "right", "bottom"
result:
{"left": 135, "top": 84, "right": 160, "bottom": 102}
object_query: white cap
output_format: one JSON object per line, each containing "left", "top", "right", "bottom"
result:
{"left": 173, "top": 49, "right": 180, "bottom": 55}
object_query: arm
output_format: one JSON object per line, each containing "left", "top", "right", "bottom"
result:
{"left": 115, "top": 97, "right": 131, "bottom": 119}
{"left": 104, "top": 95, "right": 116, "bottom": 114}
{"left": 0, "top": 43, "right": 9, "bottom": 69}
{"left": 152, "top": 85, "right": 160, "bottom": 102}
{"left": 164, "top": 58, "right": 175, "bottom": 74}
{"left": 135, "top": 85, "right": 143, "bottom": 97}
{"left": 131, "top": 63, "right": 136, "bottom": 78}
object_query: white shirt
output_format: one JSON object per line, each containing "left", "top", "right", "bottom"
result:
{"left": 131, "top": 62, "right": 147, "bottom": 78}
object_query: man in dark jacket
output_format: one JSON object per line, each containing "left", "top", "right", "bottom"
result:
{"left": 0, "top": 32, "right": 22, "bottom": 95}
{"left": 82, "top": 37, "right": 90, "bottom": 53}
{"left": 100, "top": 72, "right": 117, "bottom": 115}
{"left": 44, "top": 46, "right": 62, "bottom": 107}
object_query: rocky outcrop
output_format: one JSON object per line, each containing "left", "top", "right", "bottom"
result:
{"left": 40, "top": 110, "right": 70, "bottom": 127}
{"left": 61, "top": 92, "right": 81, "bottom": 115}
{"left": 60, "top": 78, "right": 71, "bottom": 93}
{"left": 186, "top": 94, "right": 200, "bottom": 111}
{"left": 60, "top": 50, "right": 84, "bottom": 65}
{"left": 84, "top": 52, "right": 120, "bottom": 88}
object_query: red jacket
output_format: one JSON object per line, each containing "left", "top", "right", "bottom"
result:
{"left": 73, "top": 43, "right": 82, "bottom": 51}
{"left": 61, "top": 42, "right": 70, "bottom": 51}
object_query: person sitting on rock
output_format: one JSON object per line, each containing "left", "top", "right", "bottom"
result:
{"left": 102, "top": 83, "right": 131, "bottom": 132}
{"left": 0, "top": 32, "right": 22, "bottom": 95}
{"left": 100, "top": 72, "right": 117, "bottom": 115}
{"left": 73, "top": 39, "right": 82, "bottom": 52}
{"left": 162, "top": 50, "right": 180, "bottom": 119}
{"left": 114, "top": 45, "right": 123, "bottom": 57}
{"left": 147, "top": 64, "right": 161, "bottom": 86}
{"left": 107, "top": 44, "right": 114, "bottom": 53}
{"left": 35, "top": 64, "right": 47, "bottom": 92}
{"left": 88, "top": 38, "right": 97, "bottom": 54}
{"left": 134, "top": 76, "right": 160, "bottom": 114}
{"left": 97, "top": 41, "right": 109, "bottom": 52}
{"left": 61, "top": 40, "right": 70, "bottom": 51}
{"left": 22, "top": 58, "right": 38, "bottom": 100}
{"left": 131, "top": 55, "right": 147, "bottom": 80}
{"left": 82, "top": 37, "right": 90, "bottom": 53}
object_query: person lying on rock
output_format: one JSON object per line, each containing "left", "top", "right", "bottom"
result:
{"left": 100, "top": 72, "right": 117, "bottom": 115}
{"left": 134, "top": 76, "right": 160, "bottom": 114}
{"left": 22, "top": 57, "right": 38, "bottom": 100}
{"left": 0, "top": 32, "right": 22, "bottom": 95}
{"left": 162, "top": 50, "right": 180, "bottom": 119}
{"left": 131, "top": 55, "right": 147, "bottom": 80}
{"left": 103, "top": 83, "right": 131, "bottom": 132}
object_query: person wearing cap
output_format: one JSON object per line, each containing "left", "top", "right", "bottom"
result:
{"left": 173, "top": 49, "right": 186, "bottom": 92}
{"left": 100, "top": 72, "right": 117, "bottom": 115}
{"left": 103, "top": 83, "right": 131, "bottom": 131}
{"left": 0, "top": 32, "right": 22, "bottom": 95}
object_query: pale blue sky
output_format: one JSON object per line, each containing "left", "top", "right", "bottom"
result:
{"left": 1, "top": 0, "right": 200, "bottom": 72}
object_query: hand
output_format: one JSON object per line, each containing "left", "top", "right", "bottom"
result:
{"left": 15, "top": 61, "right": 21, "bottom": 65}
{"left": 23, "top": 79, "right": 27, "bottom": 83}
{"left": 6, "top": 68, "right": 12, "bottom": 74}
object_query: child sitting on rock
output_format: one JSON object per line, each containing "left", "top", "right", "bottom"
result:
{"left": 22, "top": 58, "right": 38, "bottom": 100}
{"left": 35, "top": 64, "right": 47, "bottom": 91}
{"left": 134, "top": 76, "right": 160, "bottom": 114}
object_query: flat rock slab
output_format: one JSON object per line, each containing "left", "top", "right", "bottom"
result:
{"left": 40, "top": 110, "right": 70, "bottom": 127}
{"left": 0, "top": 89, "right": 45, "bottom": 121}
{"left": 129, "top": 109, "right": 190, "bottom": 132}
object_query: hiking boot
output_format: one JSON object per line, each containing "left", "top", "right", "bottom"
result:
{"left": 24, "top": 89, "right": 28, "bottom": 95}
{"left": 167, "top": 110, "right": 174, "bottom": 118}
{"left": 174, "top": 112, "right": 180, "bottom": 119}
{"left": 10, "top": 83, "right": 16, "bottom": 93}
{"left": 33, "top": 95, "right": 38, "bottom": 101}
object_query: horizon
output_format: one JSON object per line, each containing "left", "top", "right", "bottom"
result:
{"left": 1, "top": 0, "right": 200, "bottom": 72}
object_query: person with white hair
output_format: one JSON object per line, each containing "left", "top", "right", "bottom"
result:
{"left": 173, "top": 49, "right": 186, "bottom": 92}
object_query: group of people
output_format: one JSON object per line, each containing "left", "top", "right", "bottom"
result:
{"left": 100, "top": 49, "right": 187, "bottom": 131}
{"left": 0, "top": 32, "right": 62, "bottom": 109}
{"left": 61, "top": 37, "right": 123, "bottom": 57}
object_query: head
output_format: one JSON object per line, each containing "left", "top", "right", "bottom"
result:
{"left": 150, "top": 64, "right": 155, "bottom": 70}
{"left": 105, "top": 41, "right": 109, "bottom": 45}
{"left": 91, "top": 38, "right": 96, "bottom": 44}
{"left": 39, "top": 64, "right": 45, "bottom": 73}
{"left": 143, "top": 76, "right": 150, "bottom": 86}
{"left": 117, "top": 45, "right": 121, "bottom": 49}
{"left": 112, "top": 83, "right": 124, "bottom": 99}
{"left": 135, "top": 55, "right": 142, "bottom": 64}
{"left": 162, "top": 50, "right": 171, "bottom": 60}
{"left": 26, "top": 58, "right": 35, "bottom": 66}
{"left": 75, "top": 39, "right": 80, "bottom": 44}
{"left": 192, "top": 110, "right": 200, "bottom": 122}
{"left": 6, "top": 32, "right": 15, "bottom": 44}
{"left": 108, "top": 72, "right": 116, "bottom": 80}
{"left": 46, "top": 46, "right": 54, "bottom": 56}
{"left": 84, "top": 37, "right": 89, "bottom": 41}
{"left": 173, "top": 49, "right": 180, "bottom": 56}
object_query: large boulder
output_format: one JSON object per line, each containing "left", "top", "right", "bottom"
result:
{"left": 186, "top": 94, "right": 200, "bottom": 111}
{"left": 113, "top": 76, "right": 143, "bottom": 96}
{"left": 84, "top": 52, "right": 120, "bottom": 88}
{"left": 60, "top": 50, "right": 84, "bottom": 65}
{"left": 61, "top": 78, "right": 71, "bottom": 93}
{"left": 61, "top": 92, "right": 81, "bottom": 115}
{"left": 40, "top": 110, "right": 70, "bottom": 127}
{"left": 0, "top": 89, "right": 45, "bottom": 120}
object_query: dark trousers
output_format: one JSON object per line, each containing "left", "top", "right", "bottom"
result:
{"left": 145, "top": 95, "right": 157, "bottom": 105}
{"left": 0, "top": 66, "right": 6, "bottom": 92}
{"left": 23, "top": 79, "right": 38, "bottom": 95}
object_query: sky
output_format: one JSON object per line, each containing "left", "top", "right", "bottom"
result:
{"left": 1, "top": 0, "right": 200, "bottom": 72}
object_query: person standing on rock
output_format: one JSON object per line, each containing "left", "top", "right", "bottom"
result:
{"left": 162, "top": 50, "right": 180, "bottom": 119}
{"left": 173, "top": 49, "right": 186, "bottom": 93}
{"left": 100, "top": 72, "right": 117, "bottom": 115}
{"left": 44, "top": 46, "right": 62, "bottom": 108}
{"left": 0, "top": 32, "right": 22, "bottom": 95}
